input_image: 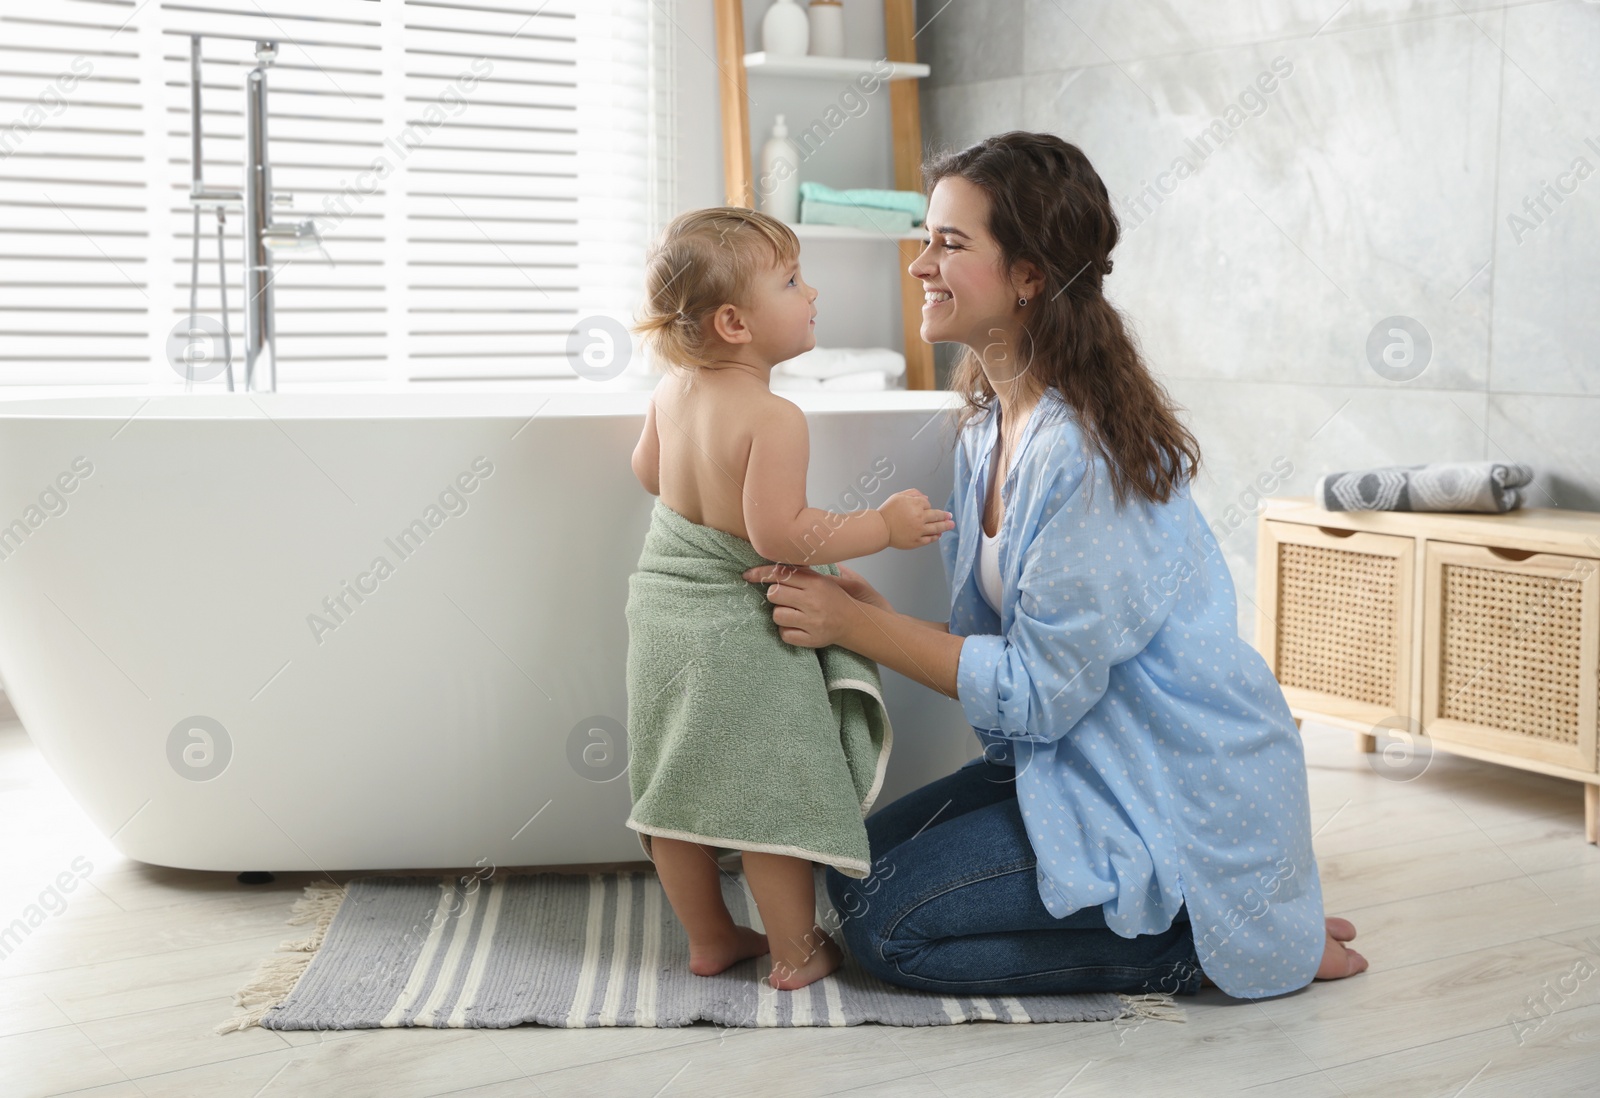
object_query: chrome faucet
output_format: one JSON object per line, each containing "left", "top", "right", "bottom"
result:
{"left": 187, "top": 38, "right": 326, "bottom": 392}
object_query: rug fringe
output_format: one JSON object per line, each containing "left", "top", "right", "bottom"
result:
{"left": 1117, "top": 991, "right": 1186, "bottom": 1024}
{"left": 216, "top": 882, "right": 347, "bottom": 1034}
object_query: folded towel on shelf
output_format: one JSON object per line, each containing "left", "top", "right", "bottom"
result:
{"left": 799, "top": 200, "right": 917, "bottom": 235}
{"left": 798, "top": 182, "right": 928, "bottom": 220}
{"left": 624, "top": 499, "right": 893, "bottom": 879}
{"left": 769, "top": 373, "right": 821, "bottom": 392}
{"left": 777, "top": 346, "right": 906, "bottom": 381}
{"left": 821, "top": 370, "right": 894, "bottom": 392}
{"left": 769, "top": 370, "right": 894, "bottom": 392}
{"left": 1314, "top": 461, "right": 1535, "bottom": 513}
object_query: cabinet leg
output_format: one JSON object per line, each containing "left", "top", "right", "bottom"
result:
{"left": 1586, "top": 784, "right": 1598, "bottom": 846}
{"left": 1355, "top": 731, "right": 1377, "bottom": 754}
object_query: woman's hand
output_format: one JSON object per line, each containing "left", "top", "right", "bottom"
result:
{"left": 743, "top": 562, "right": 963, "bottom": 696}
{"left": 741, "top": 564, "right": 863, "bottom": 649}
{"left": 831, "top": 564, "right": 893, "bottom": 612}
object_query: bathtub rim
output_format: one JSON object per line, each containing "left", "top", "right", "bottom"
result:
{"left": 0, "top": 384, "right": 964, "bottom": 422}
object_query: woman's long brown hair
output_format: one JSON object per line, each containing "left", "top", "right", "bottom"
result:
{"left": 926, "top": 131, "right": 1201, "bottom": 508}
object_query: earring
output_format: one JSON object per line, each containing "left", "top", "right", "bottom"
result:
{"left": 1018, "top": 296, "right": 1028, "bottom": 306}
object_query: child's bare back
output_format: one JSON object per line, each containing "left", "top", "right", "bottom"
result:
{"left": 636, "top": 368, "right": 948, "bottom": 566}
{"left": 645, "top": 368, "right": 768, "bottom": 543}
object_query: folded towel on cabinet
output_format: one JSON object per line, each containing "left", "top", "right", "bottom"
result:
{"left": 1314, "top": 461, "right": 1534, "bottom": 513}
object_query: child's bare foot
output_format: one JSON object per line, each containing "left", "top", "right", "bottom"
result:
{"left": 768, "top": 929, "right": 844, "bottom": 990}
{"left": 689, "top": 925, "right": 769, "bottom": 977}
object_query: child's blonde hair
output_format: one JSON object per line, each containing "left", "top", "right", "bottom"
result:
{"left": 632, "top": 206, "right": 799, "bottom": 374}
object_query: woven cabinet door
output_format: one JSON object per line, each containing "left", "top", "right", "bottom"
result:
{"left": 1421, "top": 541, "right": 1600, "bottom": 773}
{"left": 1254, "top": 520, "right": 1416, "bottom": 730}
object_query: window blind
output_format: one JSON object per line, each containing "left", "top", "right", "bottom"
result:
{"left": 0, "top": 0, "right": 674, "bottom": 385}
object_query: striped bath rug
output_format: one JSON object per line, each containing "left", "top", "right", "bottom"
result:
{"left": 218, "top": 870, "right": 1180, "bottom": 1031}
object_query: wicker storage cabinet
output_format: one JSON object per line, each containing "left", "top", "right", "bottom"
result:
{"left": 1258, "top": 523, "right": 1414, "bottom": 733}
{"left": 1254, "top": 498, "right": 1600, "bottom": 843}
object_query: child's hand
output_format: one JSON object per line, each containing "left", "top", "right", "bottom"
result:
{"left": 878, "top": 489, "right": 955, "bottom": 550}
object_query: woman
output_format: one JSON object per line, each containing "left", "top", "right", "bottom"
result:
{"left": 741, "top": 132, "right": 1367, "bottom": 999}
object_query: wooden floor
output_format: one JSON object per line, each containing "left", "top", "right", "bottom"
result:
{"left": 4, "top": 713, "right": 1599, "bottom": 1098}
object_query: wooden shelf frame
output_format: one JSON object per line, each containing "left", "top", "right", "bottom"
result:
{"left": 712, "top": 0, "right": 936, "bottom": 390}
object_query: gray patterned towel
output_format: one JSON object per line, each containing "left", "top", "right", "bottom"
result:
{"left": 1314, "top": 461, "right": 1533, "bottom": 513}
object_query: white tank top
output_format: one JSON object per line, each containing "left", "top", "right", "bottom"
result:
{"left": 977, "top": 435, "right": 1020, "bottom": 614}
{"left": 978, "top": 524, "right": 1003, "bottom": 613}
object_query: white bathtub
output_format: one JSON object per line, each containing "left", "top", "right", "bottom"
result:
{"left": 0, "top": 386, "right": 975, "bottom": 872}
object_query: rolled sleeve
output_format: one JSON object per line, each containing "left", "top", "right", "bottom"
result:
{"left": 956, "top": 604, "right": 1118, "bottom": 744}
{"left": 957, "top": 633, "right": 1010, "bottom": 732}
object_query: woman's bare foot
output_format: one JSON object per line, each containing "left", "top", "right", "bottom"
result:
{"left": 768, "top": 929, "right": 844, "bottom": 990}
{"left": 1197, "top": 917, "right": 1365, "bottom": 988}
{"left": 1315, "top": 916, "right": 1367, "bottom": 980}
{"left": 689, "top": 925, "right": 769, "bottom": 977}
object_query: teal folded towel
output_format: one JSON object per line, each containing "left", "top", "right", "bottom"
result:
{"left": 799, "top": 199, "right": 917, "bottom": 234}
{"left": 623, "top": 499, "right": 893, "bottom": 879}
{"left": 798, "top": 181, "right": 928, "bottom": 222}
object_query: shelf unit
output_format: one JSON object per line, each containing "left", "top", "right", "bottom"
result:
{"left": 713, "top": 0, "right": 935, "bottom": 390}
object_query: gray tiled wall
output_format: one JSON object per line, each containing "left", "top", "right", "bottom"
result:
{"left": 917, "top": 0, "right": 1600, "bottom": 634}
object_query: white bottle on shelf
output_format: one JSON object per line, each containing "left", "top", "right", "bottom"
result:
{"left": 761, "top": 0, "right": 810, "bottom": 57}
{"left": 758, "top": 114, "right": 801, "bottom": 224}
{"left": 807, "top": 0, "right": 845, "bottom": 57}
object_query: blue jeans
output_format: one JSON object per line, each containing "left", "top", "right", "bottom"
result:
{"left": 824, "top": 757, "right": 1204, "bottom": 996}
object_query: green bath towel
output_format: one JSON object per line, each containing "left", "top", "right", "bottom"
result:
{"left": 624, "top": 499, "right": 893, "bottom": 879}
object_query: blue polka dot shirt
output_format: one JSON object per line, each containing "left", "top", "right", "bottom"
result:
{"left": 945, "top": 387, "right": 1326, "bottom": 999}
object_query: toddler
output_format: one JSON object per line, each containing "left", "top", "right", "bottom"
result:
{"left": 623, "top": 206, "right": 953, "bottom": 990}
